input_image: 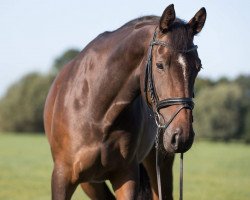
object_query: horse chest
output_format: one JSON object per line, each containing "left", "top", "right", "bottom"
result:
{"left": 100, "top": 98, "right": 157, "bottom": 165}
{"left": 100, "top": 127, "right": 155, "bottom": 168}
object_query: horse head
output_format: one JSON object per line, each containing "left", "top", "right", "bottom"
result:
{"left": 145, "top": 4, "right": 206, "bottom": 153}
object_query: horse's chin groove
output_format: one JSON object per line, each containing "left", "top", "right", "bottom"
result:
{"left": 158, "top": 143, "right": 175, "bottom": 155}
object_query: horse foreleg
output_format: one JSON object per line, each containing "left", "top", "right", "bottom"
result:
{"left": 110, "top": 163, "right": 139, "bottom": 200}
{"left": 51, "top": 162, "right": 78, "bottom": 200}
{"left": 143, "top": 148, "right": 174, "bottom": 200}
{"left": 80, "top": 182, "right": 115, "bottom": 200}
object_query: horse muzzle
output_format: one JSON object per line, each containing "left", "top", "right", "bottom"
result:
{"left": 163, "top": 127, "right": 195, "bottom": 153}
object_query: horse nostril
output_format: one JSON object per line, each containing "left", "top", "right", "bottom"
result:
{"left": 171, "top": 133, "right": 179, "bottom": 150}
{"left": 171, "top": 128, "right": 182, "bottom": 150}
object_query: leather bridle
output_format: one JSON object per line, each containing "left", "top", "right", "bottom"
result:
{"left": 144, "top": 28, "right": 196, "bottom": 126}
{"left": 144, "top": 28, "right": 198, "bottom": 200}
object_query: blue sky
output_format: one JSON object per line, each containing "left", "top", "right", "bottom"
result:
{"left": 1, "top": 0, "right": 250, "bottom": 97}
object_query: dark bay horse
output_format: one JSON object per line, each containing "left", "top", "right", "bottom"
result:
{"left": 44, "top": 4, "right": 206, "bottom": 200}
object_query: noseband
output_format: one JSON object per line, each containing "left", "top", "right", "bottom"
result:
{"left": 144, "top": 28, "right": 198, "bottom": 200}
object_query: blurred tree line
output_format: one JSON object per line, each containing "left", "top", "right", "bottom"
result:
{"left": 194, "top": 76, "right": 250, "bottom": 143}
{"left": 0, "top": 49, "right": 249, "bottom": 143}
{"left": 0, "top": 49, "right": 80, "bottom": 133}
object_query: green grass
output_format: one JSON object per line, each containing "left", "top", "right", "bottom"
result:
{"left": 173, "top": 141, "right": 250, "bottom": 200}
{"left": 0, "top": 133, "right": 85, "bottom": 200}
{"left": 0, "top": 134, "right": 249, "bottom": 200}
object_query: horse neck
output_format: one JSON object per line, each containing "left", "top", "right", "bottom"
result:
{"left": 108, "top": 25, "right": 156, "bottom": 102}
{"left": 88, "top": 25, "right": 156, "bottom": 131}
{"left": 114, "top": 25, "right": 156, "bottom": 88}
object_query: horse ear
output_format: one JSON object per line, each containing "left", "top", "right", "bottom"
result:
{"left": 188, "top": 7, "right": 207, "bottom": 35}
{"left": 159, "top": 4, "right": 176, "bottom": 32}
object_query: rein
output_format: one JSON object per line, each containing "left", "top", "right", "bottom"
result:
{"left": 144, "top": 28, "right": 197, "bottom": 200}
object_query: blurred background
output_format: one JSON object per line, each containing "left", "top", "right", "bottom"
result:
{"left": 0, "top": 1, "right": 249, "bottom": 200}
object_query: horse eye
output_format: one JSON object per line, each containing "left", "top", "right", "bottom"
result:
{"left": 156, "top": 63, "right": 164, "bottom": 70}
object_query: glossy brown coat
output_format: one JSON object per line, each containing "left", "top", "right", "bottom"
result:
{"left": 44, "top": 4, "right": 206, "bottom": 200}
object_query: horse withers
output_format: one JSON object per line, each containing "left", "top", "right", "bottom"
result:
{"left": 44, "top": 4, "right": 206, "bottom": 200}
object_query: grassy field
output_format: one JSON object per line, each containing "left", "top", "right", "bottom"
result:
{"left": 0, "top": 134, "right": 250, "bottom": 200}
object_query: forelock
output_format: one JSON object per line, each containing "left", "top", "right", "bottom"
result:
{"left": 165, "top": 19, "right": 193, "bottom": 51}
